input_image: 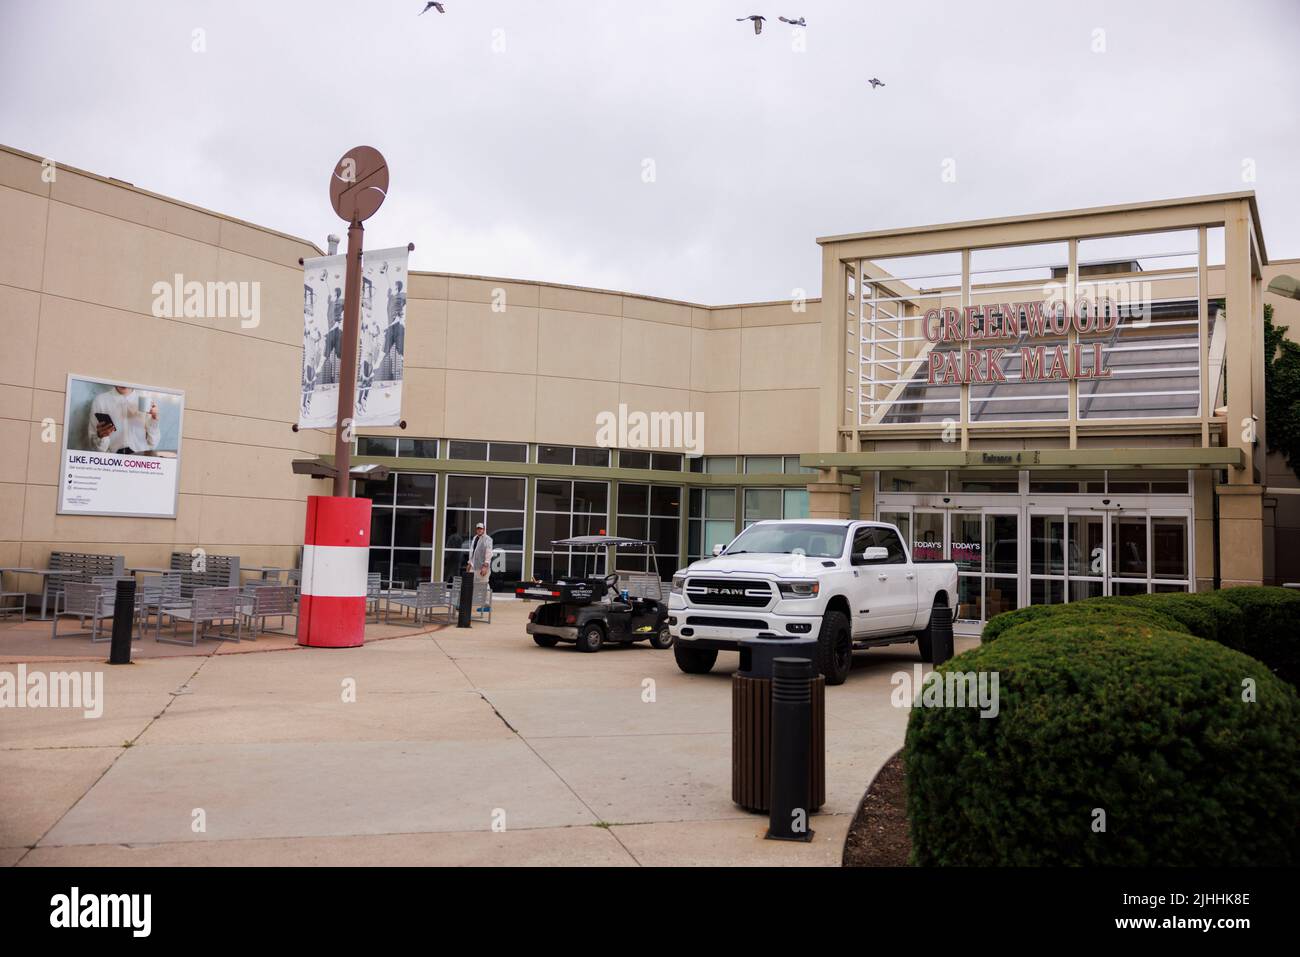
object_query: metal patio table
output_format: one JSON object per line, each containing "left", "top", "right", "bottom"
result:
{"left": 0, "top": 567, "right": 80, "bottom": 621}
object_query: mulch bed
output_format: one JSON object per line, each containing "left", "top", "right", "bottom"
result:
{"left": 842, "top": 750, "right": 912, "bottom": 867}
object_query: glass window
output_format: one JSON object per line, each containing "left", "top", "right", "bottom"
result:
{"left": 487, "top": 476, "right": 526, "bottom": 511}
{"left": 489, "top": 442, "right": 528, "bottom": 463}
{"left": 394, "top": 473, "right": 438, "bottom": 508}
{"left": 871, "top": 527, "right": 907, "bottom": 564}
{"left": 745, "top": 456, "right": 784, "bottom": 474}
{"left": 744, "top": 488, "right": 782, "bottom": 525}
{"left": 355, "top": 473, "right": 396, "bottom": 503}
{"left": 1106, "top": 470, "right": 1190, "bottom": 494}
{"left": 954, "top": 471, "right": 1019, "bottom": 494}
{"left": 688, "top": 488, "right": 737, "bottom": 563}
{"left": 1152, "top": 516, "right": 1189, "bottom": 580}
{"left": 357, "top": 436, "right": 398, "bottom": 457}
{"left": 879, "top": 471, "right": 945, "bottom": 494}
{"left": 575, "top": 447, "right": 611, "bottom": 468}
{"left": 616, "top": 482, "right": 681, "bottom": 579}
{"left": 726, "top": 522, "right": 847, "bottom": 559}
{"left": 442, "top": 474, "right": 526, "bottom": 593}
{"left": 652, "top": 452, "right": 683, "bottom": 472}
{"left": 538, "top": 445, "right": 574, "bottom": 466}
{"left": 784, "top": 456, "right": 816, "bottom": 474}
{"left": 399, "top": 438, "right": 438, "bottom": 458}
{"left": 1029, "top": 471, "right": 1105, "bottom": 494}
{"left": 448, "top": 440, "right": 488, "bottom": 461}
{"left": 619, "top": 450, "right": 651, "bottom": 470}
{"left": 534, "top": 479, "right": 611, "bottom": 580}
{"left": 367, "top": 472, "right": 436, "bottom": 590}
{"left": 359, "top": 437, "right": 438, "bottom": 458}
{"left": 783, "top": 488, "right": 809, "bottom": 519}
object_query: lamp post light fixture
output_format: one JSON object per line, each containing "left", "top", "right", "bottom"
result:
{"left": 1267, "top": 275, "right": 1300, "bottom": 301}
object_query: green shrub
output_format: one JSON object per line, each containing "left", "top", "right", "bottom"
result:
{"left": 983, "top": 598, "right": 1185, "bottom": 643}
{"left": 982, "top": 588, "right": 1297, "bottom": 689}
{"left": 905, "top": 625, "right": 1300, "bottom": 866}
{"left": 1215, "top": 587, "right": 1300, "bottom": 687}
{"left": 1128, "top": 592, "right": 1246, "bottom": 646}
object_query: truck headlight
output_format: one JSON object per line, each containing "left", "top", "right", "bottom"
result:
{"left": 777, "top": 580, "right": 820, "bottom": 599}
{"left": 671, "top": 574, "right": 685, "bottom": 596}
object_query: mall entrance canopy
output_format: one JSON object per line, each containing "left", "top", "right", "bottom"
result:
{"left": 811, "top": 191, "right": 1270, "bottom": 588}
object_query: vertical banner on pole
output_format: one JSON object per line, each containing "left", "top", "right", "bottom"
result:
{"left": 299, "top": 495, "right": 372, "bottom": 648}
{"left": 299, "top": 246, "right": 408, "bottom": 430}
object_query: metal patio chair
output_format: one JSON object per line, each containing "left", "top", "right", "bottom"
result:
{"left": 52, "top": 580, "right": 117, "bottom": 642}
{"left": 365, "top": 573, "right": 387, "bottom": 622}
{"left": 239, "top": 585, "right": 297, "bottom": 639}
{"left": 386, "top": 582, "right": 450, "bottom": 626}
{"left": 447, "top": 578, "right": 493, "bottom": 624}
{"left": 0, "top": 589, "right": 25, "bottom": 622}
{"left": 138, "top": 574, "right": 184, "bottom": 639}
{"left": 158, "top": 586, "right": 242, "bottom": 646}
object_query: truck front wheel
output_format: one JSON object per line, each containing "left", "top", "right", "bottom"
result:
{"left": 816, "top": 610, "right": 853, "bottom": 686}
{"left": 673, "top": 642, "right": 717, "bottom": 674}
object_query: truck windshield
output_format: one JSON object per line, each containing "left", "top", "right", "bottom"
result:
{"left": 725, "top": 524, "right": 847, "bottom": 559}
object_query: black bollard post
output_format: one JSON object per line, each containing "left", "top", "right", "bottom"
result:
{"left": 456, "top": 570, "right": 474, "bottom": 629}
{"left": 767, "top": 656, "right": 814, "bottom": 842}
{"left": 108, "top": 579, "right": 136, "bottom": 666}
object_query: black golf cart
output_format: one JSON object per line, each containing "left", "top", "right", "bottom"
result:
{"left": 518, "top": 536, "right": 673, "bottom": 653}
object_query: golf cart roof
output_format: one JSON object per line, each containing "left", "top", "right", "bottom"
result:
{"left": 550, "top": 535, "right": 655, "bottom": 549}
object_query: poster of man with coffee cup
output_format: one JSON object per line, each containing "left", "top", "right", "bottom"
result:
{"left": 59, "top": 374, "right": 185, "bottom": 518}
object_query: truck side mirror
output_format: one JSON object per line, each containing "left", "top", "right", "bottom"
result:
{"left": 862, "top": 546, "right": 889, "bottom": 563}
{"left": 711, "top": 544, "right": 725, "bottom": 557}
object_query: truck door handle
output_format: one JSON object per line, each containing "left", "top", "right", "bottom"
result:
{"left": 906, "top": 573, "right": 915, "bottom": 580}
{"left": 877, "top": 574, "right": 889, "bottom": 581}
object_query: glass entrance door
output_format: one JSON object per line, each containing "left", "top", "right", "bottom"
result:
{"left": 1027, "top": 507, "right": 1192, "bottom": 601}
{"left": 878, "top": 506, "right": 1019, "bottom": 629}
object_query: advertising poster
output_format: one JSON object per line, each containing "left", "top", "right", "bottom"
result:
{"left": 58, "top": 374, "right": 185, "bottom": 518}
{"left": 299, "top": 245, "right": 407, "bottom": 430}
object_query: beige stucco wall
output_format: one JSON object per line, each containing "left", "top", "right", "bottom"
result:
{"left": 359, "top": 280, "right": 823, "bottom": 456}
{"left": 0, "top": 145, "right": 334, "bottom": 575}
{"left": 0, "top": 143, "right": 824, "bottom": 572}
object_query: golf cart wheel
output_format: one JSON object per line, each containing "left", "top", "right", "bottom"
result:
{"left": 576, "top": 623, "right": 604, "bottom": 653}
{"left": 648, "top": 626, "right": 674, "bottom": 650}
{"left": 917, "top": 601, "right": 954, "bottom": 665}
{"left": 673, "top": 642, "right": 717, "bottom": 674}
{"left": 533, "top": 634, "right": 560, "bottom": 648}
{"left": 816, "top": 610, "right": 853, "bottom": 686}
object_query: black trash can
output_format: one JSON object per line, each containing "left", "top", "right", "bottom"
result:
{"left": 731, "top": 636, "right": 825, "bottom": 814}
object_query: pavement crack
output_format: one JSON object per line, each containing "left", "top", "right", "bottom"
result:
{"left": 11, "top": 654, "right": 214, "bottom": 867}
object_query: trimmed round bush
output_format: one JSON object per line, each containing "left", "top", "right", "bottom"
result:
{"left": 905, "top": 625, "right": 1300, "bottom": 866}
{"left": 1127, "top": 591, "right": 1245, "bottom": 647}
{"left": 1215, "top": 587, "right": 1300, "bottom": 687}
{"left": 982, "top": 588, "right": 1297, "bottom": 688}
{"left": 982, "top": 597, "right": 1185, "bottom": 643}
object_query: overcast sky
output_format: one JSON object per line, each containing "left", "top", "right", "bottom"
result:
{"left": 2, "top": 0, "right": 1297, "bottom": 304}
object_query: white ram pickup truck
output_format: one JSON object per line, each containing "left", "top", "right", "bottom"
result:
{"left": 668, "top": 519, "right": 959, "bottom": 685}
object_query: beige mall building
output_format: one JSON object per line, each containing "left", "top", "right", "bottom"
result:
{"left": 2, "top": 142, "right": 1299, "bottom": 633}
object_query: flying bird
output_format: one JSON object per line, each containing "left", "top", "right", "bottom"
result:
{"left": 868, "top": 77, "right": 886, "bottom": 89}
{"left": 778, "top": 16, "right": 806, "bottom": 26}
{"left": 737, "top": 15, "right": 766, "bottom": 34}
{"left": 419, "top": 1, "right": 445, "bottom": 14}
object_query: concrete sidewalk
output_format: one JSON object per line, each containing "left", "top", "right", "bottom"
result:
{"left": 0, "top": 602, "right": 974, "bottom": 866}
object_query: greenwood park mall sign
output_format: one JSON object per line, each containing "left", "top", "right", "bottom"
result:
{"left": 923, "top": 297, "right": 1132, "bottom": 385}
